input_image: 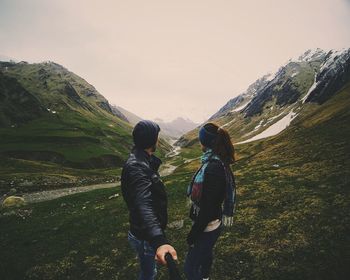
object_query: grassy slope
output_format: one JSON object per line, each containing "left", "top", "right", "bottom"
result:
{"left": 0, "top": 62, "right": 171, "bottom": 194}
{"left": 0, "top": 89, "right": 349, "bottom": 279}
{"left": 175, "top": 85, "right": 350, "bottom": 279}
{"left": 218, "top": 86, "right": 350, "bottom": 280}
{"left": 0, "top": 109, "right": 132, "bottom": 194}
{"left": 0, "top": 62, "right": 132, "bottom": 192}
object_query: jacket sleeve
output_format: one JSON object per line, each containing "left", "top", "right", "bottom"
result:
{"left": 127, "top": 163, "right": 169, "bottom": 250}
{"left": 187, "top": 161, "right": 225, "bottom": 245}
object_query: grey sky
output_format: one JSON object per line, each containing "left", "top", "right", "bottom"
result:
{"left": 1, "top": 0, "right": 350, "bottom": 122}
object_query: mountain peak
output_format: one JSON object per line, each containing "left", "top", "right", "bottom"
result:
{"left": 296, "top": 48, "right": 326, "bottom": 62}
{"left": 152, "top": 117, "right": 198, "bottom": 139}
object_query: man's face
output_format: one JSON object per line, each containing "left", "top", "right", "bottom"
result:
{"left": 150, "top": 145, "right": 156, "bottom": 153}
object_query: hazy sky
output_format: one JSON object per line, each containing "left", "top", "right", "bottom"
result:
{"left": 1, "top": 0, "right": 350, "bottom": 122}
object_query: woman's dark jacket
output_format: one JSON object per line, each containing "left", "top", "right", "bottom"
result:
{"left": 121, "top": 147, "right": 168, "bottom": 250}
{"left": 187, "top": 159, "right": 228, "bottom": 245}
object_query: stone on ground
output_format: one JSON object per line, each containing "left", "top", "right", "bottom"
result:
{"left": 2, "top": 196, "right": 25, "bottom": 208}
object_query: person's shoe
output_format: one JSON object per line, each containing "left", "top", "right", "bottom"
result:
{"left": 203, "top": 278, "right": 209, "bottom": 280}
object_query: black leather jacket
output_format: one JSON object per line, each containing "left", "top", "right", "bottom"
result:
{"left": 121, "top": 147, "right": 168, "bottom": 250}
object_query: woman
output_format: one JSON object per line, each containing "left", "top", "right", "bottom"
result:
{"left": 184, "top": 122, "right": 236, "bottom": 280}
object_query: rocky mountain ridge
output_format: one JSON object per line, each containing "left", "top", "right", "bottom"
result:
{"left": 177, "top": 48, "right": 350, "bottom": 146}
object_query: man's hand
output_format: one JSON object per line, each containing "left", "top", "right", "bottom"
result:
{"left": 155, "top": 244, "right": 177, "bottom": 265}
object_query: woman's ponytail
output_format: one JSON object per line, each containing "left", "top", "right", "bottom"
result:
{"left": 202, "top": 123, "right": 235, "bottom": 164}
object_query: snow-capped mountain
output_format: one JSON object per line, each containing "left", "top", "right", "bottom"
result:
{"left": 209, "top": 73, "right": 273, "bottom": 120}
{"left": 177, "top": 48, "right": 350, "bottom": 146}
{"left": 305, "top": 48, "right": 350, "bottom": 104}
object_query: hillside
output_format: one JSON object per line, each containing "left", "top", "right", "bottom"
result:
{"left": 164, "top": 48, "right": 350, "bottom": 279}
{"left": 112, "top": 105, "right": 142, "bottom": 126}
{"left": 0, "top": 73, "right": 349, "bottom": 280}
{"left": 171, "top": 83, "right": 350, "bottom": 280}
{"left": 0, "top": 49, "right": 349, "bottom": 279}
{"left": 177, "top": 48, "right": 350, "bottom": 147}
{"left": 0, "top": 61, "right": 171, "bottom": 194}
{"left": 0, "top": 48, "right": 349, "bottom": 279}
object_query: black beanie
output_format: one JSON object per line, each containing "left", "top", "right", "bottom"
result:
{"left": 132, "top": 120, "right": 160, "bottom": 149}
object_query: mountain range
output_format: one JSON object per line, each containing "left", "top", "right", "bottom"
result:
{"left": 0, "top": 48, "right": 349, "bottom": 279}
{"left": 154, "top": 117, "right": 198, "bottom": 139}
{"left": 177, "top": 48, "right": 350, "bottom": 146}
{"left": 112, "top": 105, "right": 198, "bottom": 139}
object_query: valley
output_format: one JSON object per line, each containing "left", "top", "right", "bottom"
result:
{"left": 0, "top": 48, "right": 349, "bottom": 279}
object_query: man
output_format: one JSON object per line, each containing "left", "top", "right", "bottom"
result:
{"left": 121, "top": 120, "right": 177, "bottom": 280}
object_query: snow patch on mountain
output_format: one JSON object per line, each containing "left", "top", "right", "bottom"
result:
{"left": 253, "top": 120, "right": 264, "bottom": 131}
{"left": 320, "top": 48, "right": 348, "bottom": 73}
{"left": 264, "top": 111, "right": 285, "bottom": 126}
{"left": 237, "top": 111, "right": 298, "bottom": 144}
{"left": 302, "top": 73, "right": 318, "bottom": 103}
{"left": 291, "top": 71, "right": 298, "bottom": 78}
{"left": 231, "top": 102, "right": 248, "bottom": 112}
{"left": 222, "top": 118, "right": 235, "bottom": 128}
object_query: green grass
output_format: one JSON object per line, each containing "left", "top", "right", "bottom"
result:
{"left": 1, "top": 131, "right": 349, "bottom": 279}
{"left": 0, "top": 177, "right": 192, "bottom": 280}
{"left": 0, "top": 187, "right": 131, "bottom": 279}
{"left": 1, "top": 86, "right": 349, "bottom": 279}
{"left": 0, "top": 107, "right": 171, "bottom": 194}
{"left": 0, "top": 113, "right": 131, "bottom": 194}
{"left": 0, "top": 63, "right": 349, "bottom": 279}
{"left": 0, "top": 155, "right": 122, "bottom": 193}
{"left": 0, "top": 61, "right": 173, "bottom": 194}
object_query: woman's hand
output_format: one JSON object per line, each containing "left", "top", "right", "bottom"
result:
{"left": 155, "top": 244, "right": 177, "bottom": 265}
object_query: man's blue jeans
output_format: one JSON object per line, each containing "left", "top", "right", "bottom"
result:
{"left": 128, "top": 231, "right": 157, "bottom": 280}
{"left": 184, "top": 226, "right": 222, "bottom": 280}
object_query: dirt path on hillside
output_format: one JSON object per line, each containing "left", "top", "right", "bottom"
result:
{"left": 22, "top": 183, "right": 119, "bottom": 204}
{"left": 160, "top": 141, "right": 182, "bottom": 177}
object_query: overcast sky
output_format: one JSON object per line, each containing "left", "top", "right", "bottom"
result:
{"left": 1, "top": 0, "right": 350, "bottom": 122}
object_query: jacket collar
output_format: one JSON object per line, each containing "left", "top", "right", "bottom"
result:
{"left": 132, "top": 147, "right": 162, "bottom": 172}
